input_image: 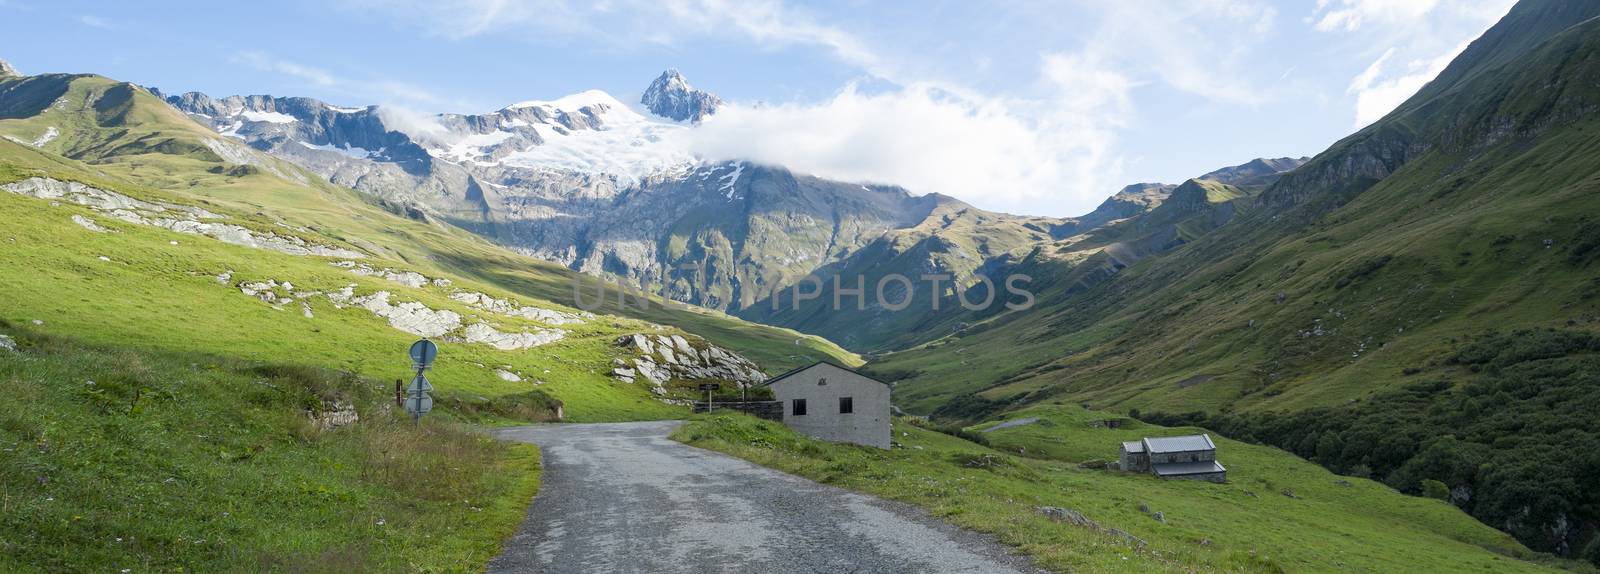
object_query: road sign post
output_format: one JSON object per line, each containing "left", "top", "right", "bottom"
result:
{"left": 405, "top": 339, "right": 439, "bottom": 423}
{"left": 699, "top": 383, "right": 720, "bottom": 413}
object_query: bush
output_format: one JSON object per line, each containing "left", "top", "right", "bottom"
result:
{"left": 1421, "top": 479, "right": 1450, "bottom": 501}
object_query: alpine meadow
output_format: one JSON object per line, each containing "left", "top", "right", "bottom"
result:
{"left": 2, "top": 1, "right": 1599, "bottom": 572}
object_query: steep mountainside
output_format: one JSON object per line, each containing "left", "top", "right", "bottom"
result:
{"left": 151, "top": 71, "right": 1074, "bottom": 345}
{"left": 752, "top": 156, "right": 1304, "bottom": 352}
{"left": 865, "top": 0, "right": 1600, "bottom": 559}
{"left": 0, "top": 69, "right": 858, "bottom": 423}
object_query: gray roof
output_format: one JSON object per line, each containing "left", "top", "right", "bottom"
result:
{"left": 1142, "top": 434, "right": 1216, "bottom": 454}
{"left": 1152, "top": 460, "right": 1227, "bottom": 476}
{"left": 1120, "top": 441, "right": 1145, "bottom": 453}
{"left": 758, "top": 361, "right": 889, "bottom": 388}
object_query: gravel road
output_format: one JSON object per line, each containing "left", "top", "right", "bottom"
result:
{"left": 487, "top": 421, "right": 1044, "bottom": 574}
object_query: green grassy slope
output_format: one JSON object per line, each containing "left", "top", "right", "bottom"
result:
{"left": 0, "top": 73, "right": 856, "bottom": 423}
{"left": 739, "top": 196, "right": 1057, "bottom": 351}
{"left": 874, "top": 0, "right": 1600, "bottom": 417}
{"left": 675, "top": 411, "right": 1569, "bottom": 573}
{"left": 0, "top": 328, "right": 542, "bottom": 573}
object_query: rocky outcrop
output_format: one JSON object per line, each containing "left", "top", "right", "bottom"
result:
{"left": 332, "top": 260, "right": 450, "bottom": 288}
{"left": 308, "top": 400, "right": 358, "bottom": 430}
{"left": 239, "top": 279, "right": 567, "bottom": 350}
{"left": 611, "top": 333, "right": 766, "bottom": 393}
{"left": 346, "top": 291, "right": 462, "bottom": 338}
{"left": 449, "top": 291, "right": 586, "bottom": 325}
{"left": 71, "top": 214, "right": 110, "bottom": 233}
{"left": 461, "top": 322, "right": 565, "bottom": 350}
{"left": 2, "top": 177, "right": 364, "bottom": 258}
{"left": 0, "top": 58, "right": 20, "bottom": 78}
{"left": 641, "top": 69, "right": 722, "bottom": 122}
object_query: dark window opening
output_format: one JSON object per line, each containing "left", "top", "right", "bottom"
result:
{"left": 792, "top": 398, "right": 807, "bottom": 416}
{"left": 839, "top": 397, "right": 853, "bottom": 414}
{"left": 818, "top": 377, "right": 827, "bottom": 386}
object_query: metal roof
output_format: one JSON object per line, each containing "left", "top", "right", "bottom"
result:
{"left": 1141, "top": 434, "right": 1216, "bottom": 454}
{"left": 1121, "top": 441, "right": 1145, "bottom": 453}
{"left": 757, "top": 361, "right": 890, "bottom": 388}
{"left": 1152, "top": 460, "right": 1227, "bottom": 476}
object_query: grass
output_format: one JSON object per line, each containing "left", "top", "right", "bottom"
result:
{"left": 0, "top": 326, "right": 542, "bottom": 573}
{"left": 866, "top": 8, "right": 1600, "bottom": 420}
{"left": 0, "top": 74, "right": 857, "bottom": 423}
{"left": 674, "top": 410, "right": 1575, "bottom": 573}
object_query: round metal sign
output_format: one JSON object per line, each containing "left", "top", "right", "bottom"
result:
{"left": 409, "top": 339, "right": 439, "bottom": 368}
{"left": 405, "top": 393, "right": 433, "bottom": 416}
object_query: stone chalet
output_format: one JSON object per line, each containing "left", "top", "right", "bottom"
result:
{"left": 759, "top": 361, "right": 891, "bottom": 450}
{"left": 1119, "top": 434, "right": 1227, "bottom": 483}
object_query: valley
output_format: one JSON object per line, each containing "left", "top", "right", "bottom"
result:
{"left": 2, "top": 0, "right": 1600, "bottom": 571}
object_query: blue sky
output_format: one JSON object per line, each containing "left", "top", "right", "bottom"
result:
{"left": 0, "top": 0, "right": 1515, "bottom": 216}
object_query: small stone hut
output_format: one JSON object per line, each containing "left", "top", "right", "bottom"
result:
{"left": 1119, "top": 434, "right": 1227, "bottom": 483}
{"left": 760, "top": 361, "right": 890, "bottom": 449}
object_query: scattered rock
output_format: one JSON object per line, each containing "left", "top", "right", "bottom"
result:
{"left": 349, "top": 291, "right": 462, "bottom": 337}
{"left": 1138, "top": 502, "right": 1150, "bottom": 513}
{"left": 334, "top": 261, "right": 432, "bottom": 288}
{"left": 450, "top": 291, "right": 584, "bottom": 325}
{"left": 301, "top": 302, "right": 314, "bottom": 318}
{"left": 3, "top": 177, "right": 363, "bottom": 258}
{"left": 308, "top": 400, "right": 358, "bottom": 430}
{"left": 215, "top": 270, "right": 233, "bottom": 284}
{"left": 71, "top": 214, "right": 110, "bottom": 233}
{"left": 495, "top": 369, "right": 522, "bottom": 383}
{"left": 1037, "top": 506, "right": 1099, "bottom": 529}
{"left": 0, "top": 334, "right": 16, "bottom": 352}
{"left": 30, "top": 319, "right": 42, "bottom": 326}
{"left": 96, "top": 256, "right": 111, "bottom": 262}
{"left": 615, "top": 333, "right": 766, "bottom": 387}
{"left": 461, "top": 323, "right": 565, "bottom": 350}
{"left": 1152, "top": 511, "right": 1165, "bottom": 524}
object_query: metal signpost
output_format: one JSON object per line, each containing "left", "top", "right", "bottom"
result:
{"left": 699, "top": 383, "right": 720, "bottom": 413}
{"left": 406, "top": 339, "right": 438, "bottom": 423}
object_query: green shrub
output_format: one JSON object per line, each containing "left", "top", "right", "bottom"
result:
{"left": 1421, "top": 479, "right": 1450, "bottom": 501}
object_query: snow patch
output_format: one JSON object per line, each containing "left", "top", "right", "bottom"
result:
{"left": 241, "top": 110, "right": 297, "bottom": 124}
{"left": 296, "top": 140, "right": 379, "bottom": 159}
{"left": 30, "top": 126, "right": 58, "bottom": 147}
{"left": 719, "top": 162, "right": 745, "bottom": 200}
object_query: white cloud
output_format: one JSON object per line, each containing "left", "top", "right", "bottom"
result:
{"left": 1347, "top": 40, "right": 1466, "bottom": 127}
{"left": 376, "top": 106, "right": 449, "bottom": 141}
{"left": 234, "top": 52, "right": 338, "bottom": 87}
{"left": 1079, "top": 1, "right": 1277, "bottom": 107}
{"left": 1311, "top": 0, "right": 1441, "bottom": 32}
{"left": 78, "top": 14, "right": 113, "bottom": 29}
{"left": 683, "top": 53, "right": 1132, "bottom": 215}
{"left": 345, "top": 0, "right": 886, "bottom": 75}
{"left": 232, "top": 51, "right": 459, "bottom": 109}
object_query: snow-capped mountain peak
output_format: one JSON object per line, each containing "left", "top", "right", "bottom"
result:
{"left": 641, "top": 69, "right": 722, "bottom": 123}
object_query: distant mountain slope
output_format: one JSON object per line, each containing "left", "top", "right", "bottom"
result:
{"left": 865, "top": 4, "right": 1600, "bottom": 557}
{"left": 877, "top": 0, "right": 1600, "bottom": 417}
{"left": 0, "top": 68, "right": 859, "bottom": 424}
{"left": 151, "top": 71, "right": 1080, "bottom": 343}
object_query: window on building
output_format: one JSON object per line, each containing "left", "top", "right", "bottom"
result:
{"left": 818, "top": 377, "right": 827, "bottom": 386}
{"left": 839, "top": 396, "right": 853, "bottom": 414}
{"left": 792, "top": 398, "right": 807, "bottom": 416}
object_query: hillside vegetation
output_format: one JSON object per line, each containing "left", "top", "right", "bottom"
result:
{"left": 0, "top": 327, "right": 541, "bottom": 572}
{"left": 675, "top": 411, "right": 1568, "bottom": 573}
{"left": 0, "top": 72, "right": 856, "bottom": 424}
{"left": 874, "top": 0, "right": 1600, "bottom": 419}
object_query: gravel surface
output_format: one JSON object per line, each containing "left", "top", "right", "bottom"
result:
{"left": 488, "top": 421, "right": 1045, "bottom": 574}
